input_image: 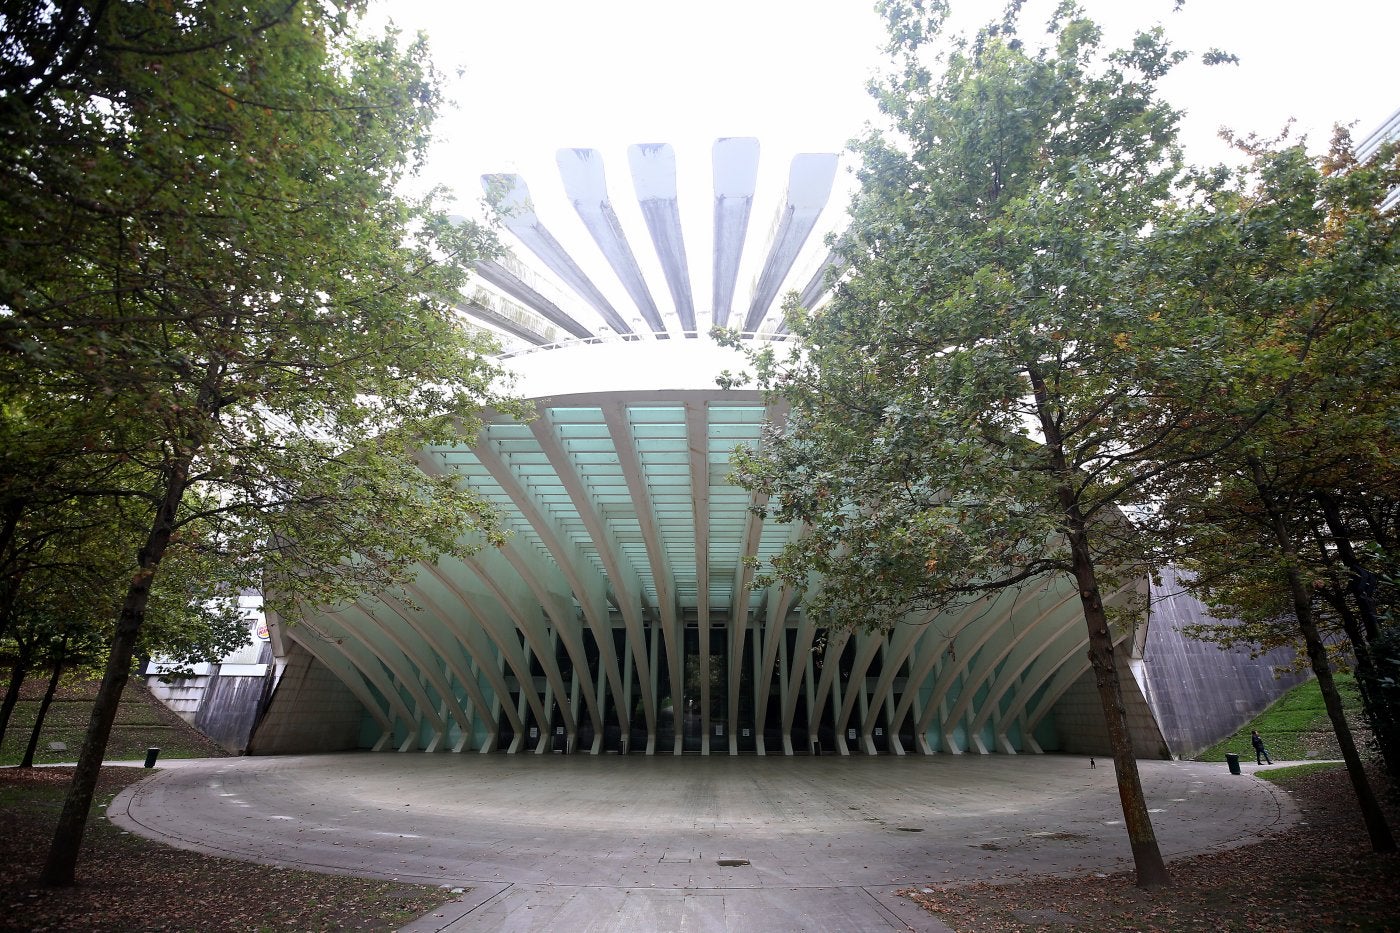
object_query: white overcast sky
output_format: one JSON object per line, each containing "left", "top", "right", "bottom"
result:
{"left": 368, "top": 0, "right": 1397, "bottom": 337}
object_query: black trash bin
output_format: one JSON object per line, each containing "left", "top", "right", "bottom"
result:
{"left": 144, "top": 747, "right": 160, "bottom": 768}
{"left": 1225, "top": 752, "right": 1240, "bottom": 775}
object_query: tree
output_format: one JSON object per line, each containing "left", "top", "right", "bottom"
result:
{"left": 1, "top": 0, "right": 518, "bottom": 885}
{"left": 1150, "top": 130, "right": 1399, "bottom": 851}
{"left": 719, "top": 3, "right": 1258, "bottom": 890}
{"left": 0, "top": 488, "right": 247, "bottom": 750}
{"left": 18, "top": 626, "right": 108, "bottom": 770}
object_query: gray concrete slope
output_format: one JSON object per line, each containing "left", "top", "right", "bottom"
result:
{"left": 109, "top": 754, "right": 1293, "bottom": 932}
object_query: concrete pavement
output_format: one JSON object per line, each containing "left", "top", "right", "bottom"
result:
{"left": 108, "top": 754, "right": 1295, "bottom": 931}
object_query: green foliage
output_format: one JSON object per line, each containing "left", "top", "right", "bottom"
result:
{"left": 0, "top": 0, "right": 520, "bottom": 623}
{"left": 726, "top": 3, "right": 1196, "bottom": 631}
{"left": 1148, "top": 127, "right": 1400, "bottom": 786}
{"left": 1154, "top": 134, "right": 1400, "bottom": 644}
{"left": 1255, "top": 762, "right": 1347, "bottom": 783}
{"left": 0, "top": 0, "right": 523, "bottom": 882}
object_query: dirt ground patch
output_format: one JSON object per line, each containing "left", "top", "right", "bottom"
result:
{"left": 905, "top": 765, "right": 1400, "bottom": 931}
{"left": 0, "top": 767, "right": 458, "bottom": 932}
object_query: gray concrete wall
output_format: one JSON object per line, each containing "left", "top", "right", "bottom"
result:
{"left": 1048, "top": 645, "right": 1172, "bottom": 758}
{"left": 192, "top": 653, "right": 274, "bottom": 755}
{"left": 246, "top": 642, "right": 364, "bottom": 755}
{"left": 1137, "top": 567, "right": 1309, "bottom": 759}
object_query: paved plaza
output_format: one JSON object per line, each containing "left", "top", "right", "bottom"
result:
{"left": 110, "top": 753, "right": 1294, "bottom": 931}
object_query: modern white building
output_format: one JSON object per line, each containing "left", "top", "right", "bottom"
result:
{"left": 155, "top": 140, "right": 1309, "bottom": 759}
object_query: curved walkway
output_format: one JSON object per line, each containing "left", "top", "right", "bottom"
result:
{"left": 110, "top": 754, "right": 1294, "bottom": 932}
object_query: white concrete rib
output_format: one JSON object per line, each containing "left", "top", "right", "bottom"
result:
{"left": 558, "top": 148, "right": 668, "bottom": 337}
{"left": 685, "top": 400, "right": 714, "bottom": 753}
{"left": 740, "top": 153, "right": 838, "bottom": 333}
{"left": 472, "top": 258, "right": 595, "bottom": 340}
{"left": 629, "top": 143, "right": 696, "bottom": 334}
{"left": 481, "top": 173, "right": 634, "bottom": 335}
{"left": 602, "top": 401, "right": 685, "bottom": 753}
{"left": 711, "top": 137, "right": 760, "bottom": 328}
{"left": 530, "top": 409, "right": 659, "bottom": 751}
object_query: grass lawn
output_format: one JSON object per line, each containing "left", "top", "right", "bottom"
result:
{"left": 0, "top": 678, "right": 228, "bottom": 767}
{"left": 1194, "top": 674, "right": 1364, "bottom": 763}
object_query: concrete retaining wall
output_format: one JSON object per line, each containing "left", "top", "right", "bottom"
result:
{"left": 246, "top": 642, "right": 364, "bottom": 754}
{"left": 1047, "top": 645, "right": 1172, "bottom": 759}
{"left": 1137, "top": 567, "right": 1309, "bottom": 759}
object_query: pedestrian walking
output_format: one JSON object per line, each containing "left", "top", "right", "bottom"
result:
{"left": 1251, "top": 729, "right": 1273, "bottom": 765}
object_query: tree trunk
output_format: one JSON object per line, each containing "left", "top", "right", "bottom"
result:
{"left": 0, "top": 500, "right": 24, "bottom": 643}
{"left": 1316, "top": 492, "right": 1381, "bottom": 640}
{"left": 1256, "top": 471, "right": 1395, "bottom": 853}
{"left": 1067, "top": 521, "right": 1172, "bottom": 890}
{"left": 1025, "top": 362, "right": 1170, "bottom": 890}
{"left": 21, "top": 643, "right": 67, "bottom": 768}
{"left": 1315, "top": 493, "right": 1400, "bottom": 779}
{"left": 0, "top": 641, "right": 34, "bottom": 748}
{"left": 1286, "top": 566, "right": 1394, "bottom": 850}
{"left": 40, "top": 457, "right": 191, "bottom": 886}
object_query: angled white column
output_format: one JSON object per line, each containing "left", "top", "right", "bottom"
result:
{"left": 472, "top": 255, "right": 594, "bottom": 339}
{"left": 740, "top": 153, "right": 838, "bottom": 333}
{"left": 415, "top": 562, "right": 532, "bottom": 750}
{"left": 794, "top": 250, "right": 840, "bottom": 315}
{"left": 399, "top": 573, "right": 519, "bottom": 753}
{"left": 382, "top": 584, "right": 499, "bottom": 753}
{"left": 963, "top": 596, "right": 1088, "bottom": 749}
{"left": 284, "top": 629, "right": 394, "bottom": 750}
{"left": 354, "top": 593, "right": 478, "bottom": 753}
{"left": 301, "top": 611, "right": 423, "bottom": 752}
{"left": 1023, "top": 657, "right": 1094, "bottom": 738}
{"left": 916, "top": 600, "right": 1021, "bottom": 753}
{"left": 558, "top": 148, "right": 667, "bottom": 336}
{"left": 832, "top": 631, "right": 881, "bottom": 755}
{"left": 943, "top": 591, "right": 1079, "bottom": 754}
{"left": 630, "top": 143, "right": 695, "bottom": 333}
{"left": 726, "top": 493, "right": 766, "bottom": 754}
{"left": 752, "top": 583, "right": 796, "bottom": 756}
{"left": 471, "top": 431, "right": 630, "bottom": 749}
{"left": 780, "top": 600, "right": 819, "bottom": 755}
{"left": 886, "top": 593, "right": 996, "bottom": 751}
{"left": 494, "top": 539, "right": 604, "bottom": 745}
{"left": 810, "top": 627, "right": 851, "bottom": 754}
{"left": 711, "top": 137, "right": 760, "bottom": 328}
{"left": 454, "top": 287, "right": 557, "bottom": 347}
{"left": 685, "top": 401, "right": 714, "bottom": 753}
{"left": 602, "top": 401, "right": 686, "bottom": 754}
{"left": 530, "top": 410, "right": 659, "bottom": 750}
{"left": 461, "top": 549, "right": 577, "bottom": 751}
{"left": 1008, "top": 583, "right": 1142, "bottom": 742}
{"left": 331, "top": 605, "right": 450, "bottom": 752}
{"left": 481, "top": 173, "right": 634, "bottom": 335}
{"left": 860, "top": 613, "right": 934, "bottom": 753}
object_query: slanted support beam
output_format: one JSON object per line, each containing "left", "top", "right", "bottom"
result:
{"left": 711, "top": 137, "right": 759, "bottom": 328}
{"left": 630, "top": 143, "right": 695, "bottom": 333}
{"left": 559, "top": 148, "right": 667, "bottom": 336}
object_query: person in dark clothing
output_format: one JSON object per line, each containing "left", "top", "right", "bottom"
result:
{"left": 1251, "top": 729, "right": 1273, "bottom": 765}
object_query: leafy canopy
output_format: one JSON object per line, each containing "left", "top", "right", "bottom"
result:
{"left": 0, "top": 0, "right": 522, "bottom": 617}
{"left": 727, "top": 1, "right": 1203, "bottom": 631}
